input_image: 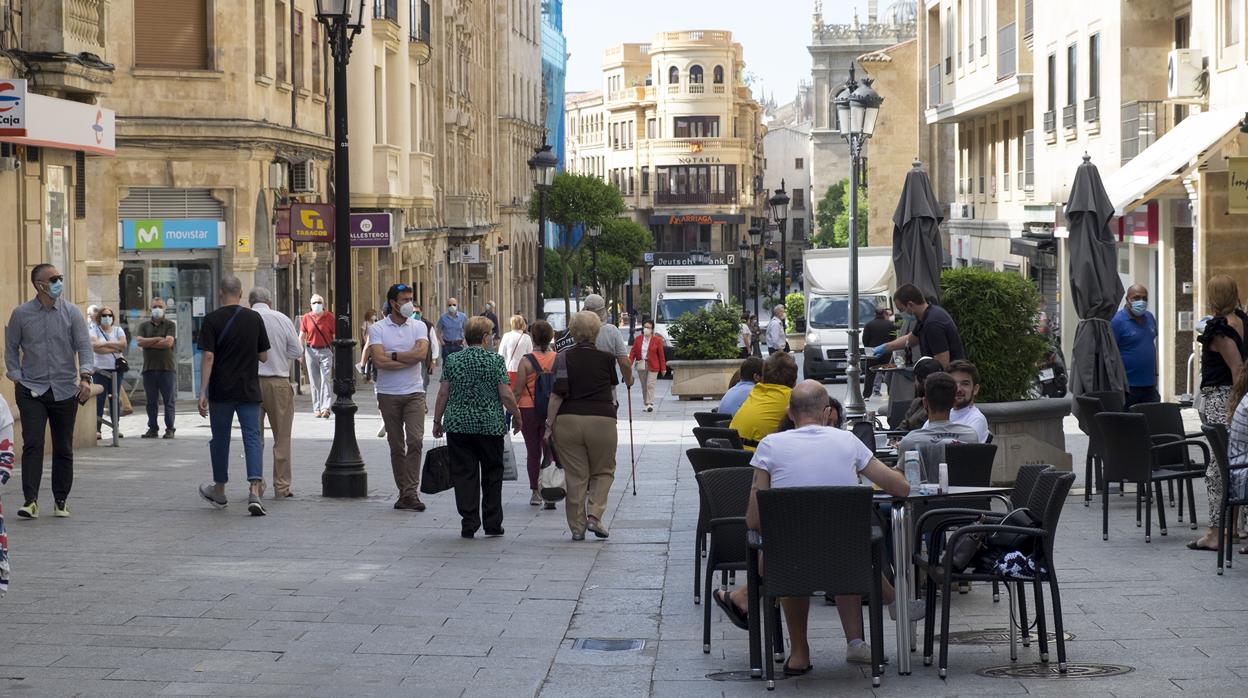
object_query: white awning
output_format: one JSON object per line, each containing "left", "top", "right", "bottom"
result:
{"left": 1104, "top": 108, "right": 1245, "bottom": 215}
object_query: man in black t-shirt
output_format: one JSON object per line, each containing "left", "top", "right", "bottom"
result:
{"left": 871, "top": 284, "right": 965, "bottom": 368}
{"left": 860, "top": 307, "right": 897, "bottom": 400}
{"left": 196, "top": 275, "right": 272, "bottom": 516}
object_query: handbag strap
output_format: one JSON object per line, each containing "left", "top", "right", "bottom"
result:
{"left": 217, "top": 306, "right": 242, "bottom": 344}
{"left": 96, "top": 324, "right": 124, "bottom": 359}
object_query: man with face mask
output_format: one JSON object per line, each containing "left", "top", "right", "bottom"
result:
{"left": 437, "top": 297, "right": 467, "bottom": 359}
{"left": 299, "top": 294, "right": 335, "bottom": 418}
{"left": 5, "top": 264, "right": 95, "bottom": 519}
{"left": 481, "top": 300, "right": 500, "bottom": 340}
{"left": 872, "top": 284, "right": 965, "bottom": 369}
{"left": 369, "top": 284, "right": 431, "bottom": 511}
{"left": 136, "top": 297, "right": 178, "bottom": 438}
{"left": 1112, "top": 283, "right": 1160, "bottom": 407}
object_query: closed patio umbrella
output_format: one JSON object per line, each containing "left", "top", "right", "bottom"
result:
{"left": 891, "top": 159, "right": 944, "bottom": 301}
{"left": 1065, "top": 154, "right": 1127, "bottom": 399}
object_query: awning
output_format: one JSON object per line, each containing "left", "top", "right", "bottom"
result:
{"left": 1103, "top": 108, "right": 1245, "bottom": 215}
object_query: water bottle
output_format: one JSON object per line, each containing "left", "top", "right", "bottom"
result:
{"left": 903, "top": 451, "right": 921, "bottom": 490}
{"left": 938, "top": 462, "right": 949, "bottom": 494}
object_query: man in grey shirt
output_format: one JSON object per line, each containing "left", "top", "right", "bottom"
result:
{"left": 5, "top": 264, "right": 94, "bottom": 519}
{"left": 767, "top": 304, "right": 787, "bottom": 354}
{"left": 583, "top": 293, "right": 633, "bottom": 388}
{"left": 896, "top": 371, "right": 979, "bottom": 481}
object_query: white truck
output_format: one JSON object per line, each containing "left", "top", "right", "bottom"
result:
{"left": 801, "top": 247, "right": 895, "bottom": 382}
{"left": 651, "top": 264, "right": 730, "bottom": 348}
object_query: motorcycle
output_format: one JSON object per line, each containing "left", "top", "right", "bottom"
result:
{"left": 1032, "top": 334, "right": 1068, "bottom": 398}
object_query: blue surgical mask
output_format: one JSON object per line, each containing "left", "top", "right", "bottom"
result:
{"left": 100, "top": 316, "right": 113, "bottom": 327}
{"left": 46, "top": 280, "right": 64, "bottom": 300}
{"left": 1130, "top": 300, "right": 1147, "bottom": 316}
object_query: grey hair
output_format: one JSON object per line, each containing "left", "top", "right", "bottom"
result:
{"left": 773, "top": 304, "right": 785, "bottom": 314}
{"left": 568, "top": 310, "right": 602, "bottom": 343}
{"left": 220, "top": 275, "right": 243, "bottom": 298}
{"left": 248, "top": 287, "right": 274, "bottom": 306}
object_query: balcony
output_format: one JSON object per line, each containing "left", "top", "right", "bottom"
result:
{"left": 928, "top": 64, "right": 941, "bottom": 107}
{"left": 1062, "top": 104, "right": 1077, "bottom": 132}
{"left": 644, "top": 137, "right": 750, "bottom": 163}
{"left": 375, "top": 0, "right": 399, "bottom": 22}
{"left": 712, "top": 84, "right": 725, "bottom": 94}
{"left": 653, "top": 192, "right": 738, "bottom": 206}
{"left": 22, "top": 0, "right": 114, "bottom": 93}
{"left": 997, "top": 23, "right": 1017, "bottom": 80}
{"left": 409, "top": 0, "right": 430, "bottom": 44}
{"left": 1084, "top": 97, "right": 1099, "bottom": 124}
{"left": 1043, "top": 110, "right": 1056, "bottom": 136}
{"left": 689, "top": 84, "right": 705, "bottom": 94}
{"left": 1121, "top": 100, "right": 1172, "bottom": 166}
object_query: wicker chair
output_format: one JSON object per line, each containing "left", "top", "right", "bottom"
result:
{"left": 1131, "top": 401, "right": 1205, "bottom": 519}
{"left": 687, "top": 448, "right": 753, "bottom": 603}
{"left": 1201, "top": 424, "right": 1247, "bottom": 575}
{"left": 694, "top": 411, "right": 724, "bottom": 427}
{"left": 693, "top": 426, "right": 744, "bottom": 450}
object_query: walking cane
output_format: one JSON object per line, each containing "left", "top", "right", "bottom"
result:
{"left": 626, "top": 382, "right": 637, "bottom": 496}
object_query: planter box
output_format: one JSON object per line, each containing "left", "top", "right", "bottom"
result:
{"left": 979, "top": 397, "right": 1073, "bottom": 485}
{"left": 668, "top": 359, "right": 740, "bottom": 400}
{"left": 786, "top": 333, "right": 806, "bottom": 352}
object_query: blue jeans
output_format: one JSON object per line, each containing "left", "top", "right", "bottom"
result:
{"left": 143, "top": 370, "right": 176, "bottom": 431}
{"left": 93, "top": 371, "right": 117, "bottom": 428}
{"left": 208, "top": 401, "right": 263, "bottom": 484}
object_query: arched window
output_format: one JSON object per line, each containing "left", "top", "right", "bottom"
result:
{"left": 668, "top": 66, "right": 679, "bottom": 84}
{"left": 689, "top": 64, "right": 704, "bottom": 84}
{"left": 713, "top": 65, "right": 724, "bottom": 84}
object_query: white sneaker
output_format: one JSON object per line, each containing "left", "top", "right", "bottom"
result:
{"left": 846, "top": 642, "right": 872, "bottom": 664}
{"left": 377, "top": 423, "right": 387, "bottom": 438}
{"left": 888, "top": 598, "right": 926, "bottom": 622}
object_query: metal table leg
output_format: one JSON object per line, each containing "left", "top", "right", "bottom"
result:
{"left": 891, "top": 503, "right": 911, "bottom": 675}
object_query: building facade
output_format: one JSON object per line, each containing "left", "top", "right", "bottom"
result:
{"left": 564, "top": 30, "right": 767, "bottom": 305}
{"left": 760, "top": 124, "right": 812, "bottom": 294}
{"left": 540, "top": 0, "right": 568, "bottom": 249}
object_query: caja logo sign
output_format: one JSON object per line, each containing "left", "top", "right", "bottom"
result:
{"left": 0, "top": 79, "right": 25, "bottom": 136}
{"left": 0, "top": 81, "right": 20, "bottom": 112}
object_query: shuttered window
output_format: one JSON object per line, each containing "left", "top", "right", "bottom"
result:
{"left": 134, "top": 0, "right": 210, "bottom": 70}
{"left": 119, "top": 189, "right": 224, "bottom": 220}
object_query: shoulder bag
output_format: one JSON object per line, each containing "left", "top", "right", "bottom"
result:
{"left": 419, "top": 439, "right": 453, "bottom": 494}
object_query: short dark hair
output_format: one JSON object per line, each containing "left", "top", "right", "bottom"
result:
{"left": 912, "top": 357, "right": 943, "bottom": 396}
{"left": 738, "top": 356, "right": 764, "bottom": 382}
{"left": 529, "top": 319, "right": 554, "bottom": 350}
{"left": 30, "top": 263, "right": 53, "bottom": 286}
{"left": 923, "top": 372, "right": 957, "bottom": 412}
{"left": 893, "top": 284, "right": 925, "bottom": 307}
{"left": 947, "top": 359, "right": 980, "bottom": 386}
{"left": 828, "top": 395, "right": 844, "bottom": 428}
{"left": 762, "top": 352, "right": 798, "bottom": 387}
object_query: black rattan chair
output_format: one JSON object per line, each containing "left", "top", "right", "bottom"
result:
{"left": 693, "top": 426, "right": 744, "bottom": 450}
{"left": 694, "top": 411, "right": 723, "bottom": 427}
{"left": 915, "top": 470, "right": 1075, "bottom": 678}
{"left": 945, "top": 443, "right": 997, "bottom": 486}
{"left": 1201, "top": 424, "right": 1246, "bottom": 575}
{"left": 687, "top": 448, "right": 753, "bottom": 603}
{"left": 1131, "top": 401, "right": 1205, "bottom": 518}
{"left": 1095, "top": 412, "right": 1208, "bottom": 543}
{"left": 755, "top": 486, "right": 886, "bottom": 689}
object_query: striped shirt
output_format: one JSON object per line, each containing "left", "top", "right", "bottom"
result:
{"left": 5, "top": 298, "right": 94, "bottom": 401}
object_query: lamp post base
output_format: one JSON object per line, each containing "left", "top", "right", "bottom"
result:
{"left": 322, "top": 395, "right": 369, "bottom": 497}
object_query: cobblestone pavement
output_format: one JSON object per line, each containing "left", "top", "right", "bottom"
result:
{"left": 0, "top": 373, "right": 1242, "bottom": 697}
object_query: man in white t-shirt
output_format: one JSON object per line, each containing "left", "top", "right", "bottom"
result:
{"left": 904, "top": 371, "right": 980, "bottom": 481}
{"left": 368, "top": 283, "right": 430, "bottom": 512}
{"left": 712, "top": 380, "right": 919, "bottom": 671}
{"left": 935, "top": 359, "right": 990, "bottom": 443}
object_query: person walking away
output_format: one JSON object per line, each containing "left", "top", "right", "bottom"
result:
{"left": 897, "top": 372, "right": 980, "bottom": 481}
{"left": 872, "top": 284, "right": 966, "bottom": 368}
{"left": 136, "top": 297, "right": 177, "bottom": 438}
{"left": 433, "top": 317, "right": 521, "bottom": 537}
{"left": 546, "top": 311, "right": 618, "bottom": 540}
{"left": 6, "top": 264, "right": 94, "bottom": 520}
{"left": 628, "top": 320, "right": 666, "bottom": 412}
{"left": 357, "top": 308, "right": 379, "bottom": 383}
{"left": 0, "top": 394, "right": 13, "bottom": 594}
{"left": 718, "top": 356, "right": 764, "bottom": 418}
{"left": 197, "top": 275, "right": 271, "bottom": 516}
{"left": 497, "top": 314, "right": 533, "bottom": 387}
{"left": 1189, "top": 275, "right": 1248, "bottom": 550}
{"left": 583, "top": 293, "right": 634, "bottom": 389}
{"left": 437, "top": 297, "right": 467, "bottom": 360}
{"left": 738, "top": 313, "right": 753, "bottom": 359}
{"left": 861, "top": 306, "right": 897, "bottom": 400}
{"left": 1112, "top": 284, "right": 1160, "bottom": 408}
{"left": 90, "top": 307, "right": 128, "bottom": 440}
{"left": 766, "top": 305, "right": 787, "bottom": 355}
{"left": 940, "top": 360, "right": 990, "bottom": 442}
{"left": 513, "top": 319, "right": 557, "bottom": 507}
{"left": 250, "top": 288, "right": 302, "bottom": 498}
{"left": 481, "top": 300, "right": 501, "bottom": 340}
{"left": 369, "top": 283, "right": 431, "bottom": 512}
{"left": 299, "top": 294, "right": 335, "bottom": 418}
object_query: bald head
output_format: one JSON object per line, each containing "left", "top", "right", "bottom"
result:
{"left": 788, "top": 380, "right": 834, "bottom": 426}
{"left": 1126, "top": 284, "right": 1148, "bottom": 300}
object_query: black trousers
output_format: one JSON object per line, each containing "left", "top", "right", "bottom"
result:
{"left": 447, "top": 432, "right": 505, "bottom": 533}
{"left": 1124, "top": 385, "right": 1160, "bottom": 409}
{"left": 15, "top": 384, "right": 79, "bottom": 504}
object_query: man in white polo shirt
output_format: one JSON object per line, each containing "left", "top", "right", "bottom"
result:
{"left": 249, "top": 287, "right": 303, "bottom": 498}
{"left": 368, "top": 283, "right": 430, "bottom": 511}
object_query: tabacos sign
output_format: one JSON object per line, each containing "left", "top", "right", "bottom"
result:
{"left": 290, "top": 203, "right": 335, "bottom": 242}
{"left": 0, "top": 79, "right": 26, "bottom": 136}
{"left": 120, "top": 219, "right": 225, "bottom": 249}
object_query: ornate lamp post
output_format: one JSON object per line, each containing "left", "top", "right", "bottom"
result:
{"left": 315, "top": 0, "right": 367, "bottom": 497}
{"left": 835, "top": 65, "right": 883, "bottom": 415}
{"left": 587, "top": 224, "right": 602, "bottom": 294}
{"left": 747, "top": 225, "right": 762, "bottom": 320}
{"left": 768, "top": 181, "right": 790, "bottom": 302}
{"left": 528, "top": 139, "right": 557, "bottom": 319}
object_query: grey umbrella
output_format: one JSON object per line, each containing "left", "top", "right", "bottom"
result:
{"left": 1065, "top": 154, "right": 1127, "bottom": 398}
{"left": 891, "top": 160, "right": 944, "bottom": 300}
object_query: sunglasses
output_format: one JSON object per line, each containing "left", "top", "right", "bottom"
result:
{"left": 45, "top": 275, "right": 64, "bottom": 284}
{"left": 100, "top": 314, "right": 114, "bottom": 318}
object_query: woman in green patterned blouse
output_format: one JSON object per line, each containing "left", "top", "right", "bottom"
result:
{"left": 433, "top": 316, "right": 522, "bottom": 539}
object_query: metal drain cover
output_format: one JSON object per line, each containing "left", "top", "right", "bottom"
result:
{"left": 572, "top": 638, "right": 646, "bottom": 652}
{"left": 943, "top": 628, "right": 1075, "bottom": 645}
{"left": 707, "top": 670, "right": 788, "bottom": 682}
{"left": 976, "top": 663, "right": 1134, "bottom": 679}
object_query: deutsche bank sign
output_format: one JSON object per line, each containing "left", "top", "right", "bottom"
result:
{"left": 120, "top": 219, "right": 226, "bottom": 250}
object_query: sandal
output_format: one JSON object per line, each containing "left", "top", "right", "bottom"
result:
{"left": 1186, "top": 540, "right": 1219, "bottom": 551}
{"left": 712, "top": 589, "right": 749, "bottom": 631}
{"left": 782, "top": 660, "right": 813, "bottom": 676}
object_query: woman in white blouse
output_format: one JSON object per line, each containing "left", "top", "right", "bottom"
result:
{"left": 497, "top": 314, "right": 534, "bottom": 387}
{"left": 90, "top": 307, "right": 128, "bottom": 440}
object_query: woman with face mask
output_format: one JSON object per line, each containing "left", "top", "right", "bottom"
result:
{"left": 90, "top": 307, "right": 129, "bottom": 440}
{"left": 358, "top": 309, "right": 379, "bottom": 384}
{"left": 627, "top": 321, "right": 666, "bottom": 412}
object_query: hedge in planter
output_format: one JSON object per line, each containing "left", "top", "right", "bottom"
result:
{"left": 940, "top": 267, "right": 1049, "bottom": 403}
{"left": 785, "top": 292, "right": 805, "bottom": 333}
{"left": 668, "top": 303, "right": 741, "bottom": 360}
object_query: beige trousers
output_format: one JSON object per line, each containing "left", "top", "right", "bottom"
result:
{"left": 553, "top": 414, "right": 618, "bottom": 534}
{"left": 378, "top": 391, "right": 426, "bottom": 500}
{"left": 258, "top": 376, "right": 295, "bottom": 495}
{"left": 635, "top": 364, "right": 658, "bottom": 405}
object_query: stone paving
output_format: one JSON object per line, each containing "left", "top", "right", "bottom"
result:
{"left": 0, "top": 372, "right": 1244, "bottom": 697}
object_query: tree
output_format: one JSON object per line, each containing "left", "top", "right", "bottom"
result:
{"left": 832, "top": 184, "right": 868, "bottom": 248}
{"left": 575, "top": 218, "right": 653, "bottom": 319}
{"left": 543, "top": 249, "right": 566, "bottom": 300}
{"left": 528, "top": 172, "right": 625, "bottom": 319}
{"left": 812, "top": 178, "right": 867, "bottom": 248}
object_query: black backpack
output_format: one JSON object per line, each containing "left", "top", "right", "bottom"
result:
{"left": 525, "top": 353, "right": 556, "bottom": 421}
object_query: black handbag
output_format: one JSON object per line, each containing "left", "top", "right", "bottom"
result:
{"left": 986, "top": 507, "right": 1041, "bottom": 554}
{"left": 419, "top": 444, "right": 453, "bottom": 495}
{"left": 113, "top": 355, "right": 129, "bottom": 374}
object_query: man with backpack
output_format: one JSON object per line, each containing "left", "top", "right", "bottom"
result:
{"left": 512, "top": 319, "right": 557, "bottom": 508}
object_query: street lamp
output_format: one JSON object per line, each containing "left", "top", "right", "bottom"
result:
{"left": 528, "top": 139, "right": 557, "bottom": 319}
{"left": 836, "top": 64, "right": 884, "bottom": 416}
{"left": 587, "top": 224, "right": 602, "bottom": 294}
{"left": 738, "top": 237, "right": 750, "bottom": 306}
{"left": 314, "top": 0, "right": 367, "bottom": 498}
{"left": 747, "top": 225, "right": 762, "bottom": 320}
{"left": 768, "top": 180, "right": 790, "bottom": 304}
{"left": 689, "top": 248, "right": 709, "bottom": 266}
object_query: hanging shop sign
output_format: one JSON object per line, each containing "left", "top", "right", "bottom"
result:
{"left": 275, "top": 205, "right": 293, "bottom": 267}
{"left": 1229, "top": 157, "right": 1248, "bottom": 214}
{"left": 290, "top": 203, "right": 335, "bottom": 242}
{"left": 119, "top": 219, "right": 225, "bottom": 250}
{"left": 349, "top": 212, "right": 393, "bottom": 247}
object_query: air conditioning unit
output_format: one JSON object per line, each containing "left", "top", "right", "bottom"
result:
{"left": 268, "top": 162, "right": 288, "bottom": 190}
{"left": 0, "top": 156, "right": 19, "bottom": 172}
{"left": 1167, "top": 49, "right": 1202, "bottom": 100}
{"left": 290, "top": 161, "right": 316, "bottom": 193}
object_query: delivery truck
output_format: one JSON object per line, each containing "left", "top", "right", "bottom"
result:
{"left": 801, "top": 247, "right": 895, "bottom": 382}
{"left": 650, "top": 264, "right": 730, "bottom": 349}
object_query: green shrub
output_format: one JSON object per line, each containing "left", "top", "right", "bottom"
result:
{"left": 784, "top": 292, "right": 804, "bottom": 333}
{"left": 939, "top": 267, "right": 1049, "bottom": 403}
{"left": 668, "top": 303, "right": 741, "bottom": 360}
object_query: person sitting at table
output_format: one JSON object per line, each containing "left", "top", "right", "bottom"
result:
{"left": 729, "top": 352, "right": 798, "bottom": 451}
{"left": 897, "top": 357, "right": 944, "bottom": 432}
{"left": 897, "top": 371, "right": 980, "bottom": 480}
{"left": 935, "top": 359, "right": 990, "bottom": 443}
{"left": 717, "top": 356, "right": 764, "bottom": 418}
{"left": 713, "top": 381, "right": 923, "bottom": 672}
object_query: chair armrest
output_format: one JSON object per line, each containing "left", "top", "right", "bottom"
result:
{"left": 947, "top": 523, "right": 1045, "bottom": 544}
{"left": 914, "top": 507, "right": 993, "bottom": 533}
{"left": 1149, "top": 438, "right": 1211, "bottom": 466}
{"left": 708, "top": 516, "right": 747, "bottom": 530}
{"left": 1149, "top": 433, "right": 1183, "bottom": 443}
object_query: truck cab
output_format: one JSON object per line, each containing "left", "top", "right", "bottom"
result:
{"left": 801, "top": 248, "right": 895, "bottom": 382}
{"left": 650, "top": 264, "right": 729, "bottom": 348}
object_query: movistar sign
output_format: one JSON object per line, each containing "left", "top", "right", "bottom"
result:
{"left": 120, "top": 219, "right": 225, "bottom": 249}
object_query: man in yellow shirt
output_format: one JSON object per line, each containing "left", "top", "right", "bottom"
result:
{"left": 729, "top": 352, "right": 799, "bottom": 451}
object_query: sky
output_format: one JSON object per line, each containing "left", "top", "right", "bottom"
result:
{"left": 562, "top": 0, "right": 878, "bottom": 104}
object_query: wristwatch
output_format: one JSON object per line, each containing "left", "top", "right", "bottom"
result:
{"left": 391, "top": 351, "right": 397, "bottom": 362}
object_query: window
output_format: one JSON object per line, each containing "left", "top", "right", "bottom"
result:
{"left": 255, "top": 0, "right": 266, "bottom": 76}
{"left": 646, "top": 118, "right": 656, "bottom": 139}
{"left": 312, "top": 22, "right": 322, "bottom": 93}
{"left": 794, "top": 157, "right": 804, "bottom": 169}
{"left": 792, "top": 217, "right": 805, "bottom": 238}
{"left": 1003, "top": 119, "right": 1011, "bottom": 190}
{"left": 276, "top": 2, "right": 288, "bottom": 82}
{"left": 980, "top": 0, "right": 988, "bottom": 56}
{"left": 977, "top": 126, "right": 985, "bottom": 193}
{"left": 944, "top": 9, "right": 954, "bottom": 73}
{"left": 1223, "top": 0, "right": 1243, "bottom": 48}
{"left": 1088, "top": 33, "right": 1100, "bottom": 98}
{"left": 628, "top": 167, "right": 635, "bottom": 195}
{"left": 989, "top": 123, "right": 997, "bottom": 195}
{"left": 1016, "top": 116, "right": 1025, "bottom": 182}
{"left": 713, "top": 65, "right": 724, "bottom": 83}
{"left": 135, "top": 0, "right": 209, "bottom": 69}
{"left": 1066, "top": 43, "right": 1077, "bottom": 106}
{"left": 957, "top": 0, "right": 963, "bottom": 66}
{"left": 968, "top": 0, "right": 974, "bottom": 62}
{"left": 673, "top": 116, "right": 720, "bottom": 138}
{"left": 1046, "top": 53, "right": 1056, "bottom": 111}
{"left": 292, "top": 10, "right": 304, "bottom": 88}
{"left": 641, "top": 166, "right": 650, "bottom": 194}
{"left": 792, "top": 188, "right": 805, "bottom": 210}
{"left": 668, "top": 66, "right": 679, "bottom": 84}
{"left": 689, "top": 64, "right": 704, "bottom": 84}
{"left": 374, "top": 66, "right": 384, "bottom": 142}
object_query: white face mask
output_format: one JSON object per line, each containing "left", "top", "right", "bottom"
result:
{"left": 151, "top": 307, "right": 165, "bottom": 320}
{"left": 100, "top": 316, "right": 114, "bottom": 327}
{"left": 398, "top": 301, "right": 416, "bottom": 318}
{"left": 448, "top": 304, "right": 457, "bottom": 314}
{"left": 643, "top": 327, "right": 653, "bottom": 336}
{"left": 311, "top": 302, "right": 324, "bottom": 313}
